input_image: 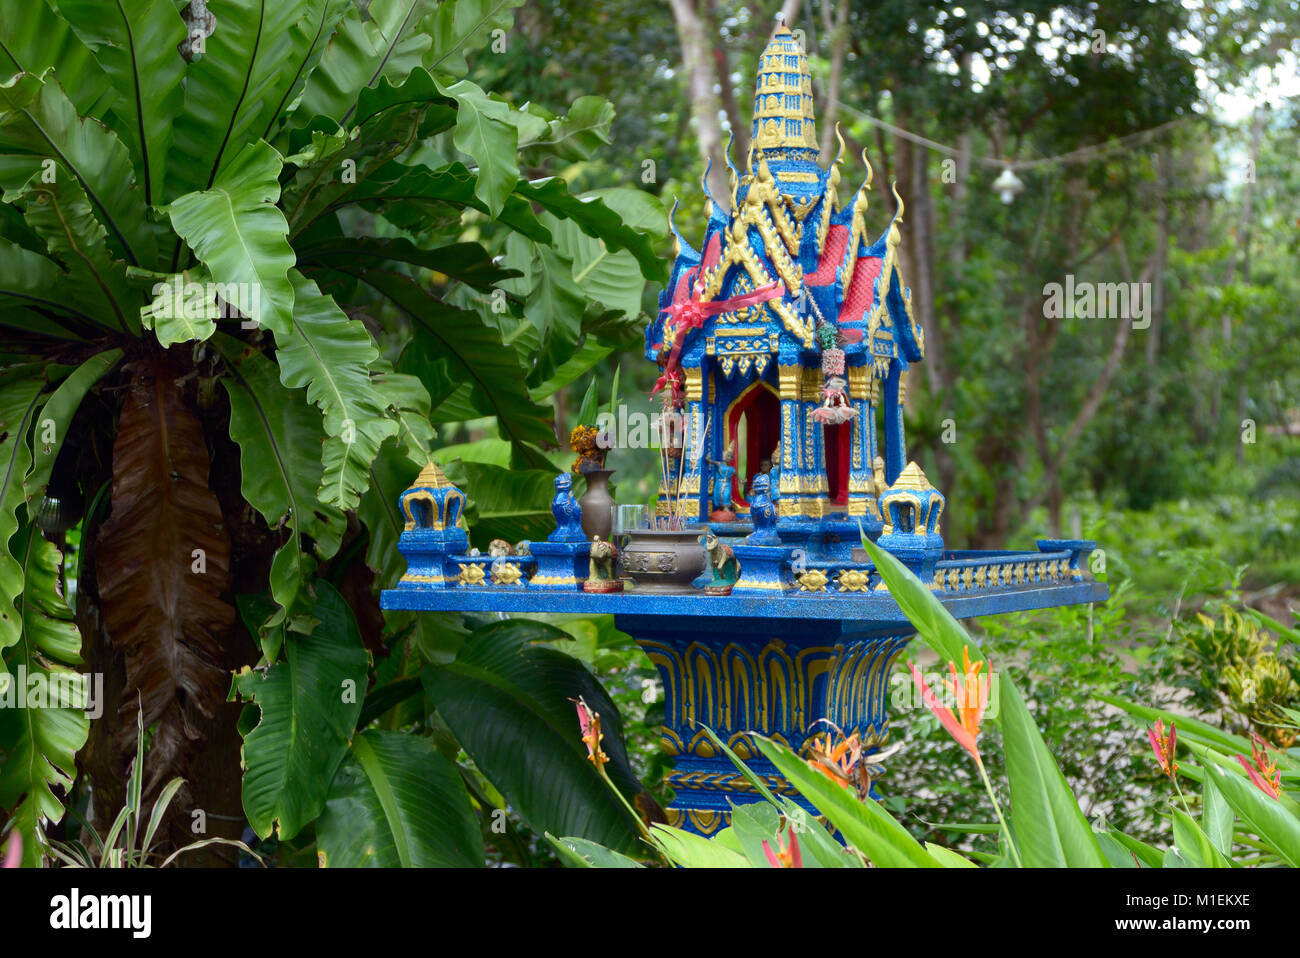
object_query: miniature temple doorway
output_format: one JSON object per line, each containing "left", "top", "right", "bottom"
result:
{"left": 726, "top": 380, "right": 780, "bottom": 509}
{"left": 823, "top": 421, "right": 851, "bottom": 506}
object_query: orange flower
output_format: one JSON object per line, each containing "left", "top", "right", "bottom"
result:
{"left": 806, "top": 730, "right": 863, "bottom": 788}
{"left": 574, "top": 696, "right": 609, "bottom": 767}
{"left": 1147, "top": 719, "right": 1178, "bottom": 781}
{"left": 1236, "top": 731, "right": 1281, "bottom": 800}
{"left": 910, "top": 646, "right": 989, "bottom": 764}
{"left": 761, "top": 825, "right": 802, "bottom": 868}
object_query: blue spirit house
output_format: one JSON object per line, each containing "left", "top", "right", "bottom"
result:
{"left": 383, "top": 25, "right": 1106, "bottom": 836}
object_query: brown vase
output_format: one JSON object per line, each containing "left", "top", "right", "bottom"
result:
{"left": 579, "top": 469, "right": 615, "bottom": 541}
{"left": 620, "top": 527, "right": 708, "bottom": 593}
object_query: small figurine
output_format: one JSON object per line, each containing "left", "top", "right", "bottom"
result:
{"left": 583, "top": 536, "right": 624, "bottom": 593}
{"left": 707, "top": 440, "right": 738, "bottom": 521}
{"left": 514, "top": 539, "right": 532, "bottom": 556}
{"left": 548, "top": 474, "right": 586, "bottom": 543}
{"left": 701, "top": 531, "right": 740, "bottom": 595}
{"left": 488, "top": 538, "right": 514, "bottom": 557}
{"left": 746, "top": 473, "right": 780, "bottom": 546}
{"left": 871, "top": 455, "right": 887, "bottom": 496}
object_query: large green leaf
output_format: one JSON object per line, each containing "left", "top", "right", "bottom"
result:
{"left": 423, "top": 619, "right": 646, "bottom": 853}
{"left": 436, "top": 77, "right": 518, "bottom": 216}
{"left": 999, "top": 676, "right": 1107, "bottom": 867}
{"left": 284, "top": 70, "right": 458, "bottom": 239}
{"left": 165, "top": 139, "right": 296, "bottom": 337}
{"left": 1094, "top": 693, "right": 1253, "bottom": 756}
{"left": 3, "top": 168, "right": 138, "bottom": 334}
{"left": 0, "top": 0, "right": 114, "bottom": 117}
{"left": 515, "top": 177, "right": 667, "bottom": 283}
{"left": 274, "top": 270, "right": 399, "bottom": 510}
{"left": 297, "top": 235, "right": 518, "bottom": 293}
{"left": 56, "top": 0, "right": 186, "bottom": 207}
{"left": 0, "top": 527, "right": 88, "bottom": 867}
{"left": 24, "top": 348, "right": 122, "bottom": 502}
{"left": 216, "top": 336, "right": 345, "bottom": 627}
{"left": 339, "top": 266, "right": 555, "bottom": 447}
{"left": 166, "top": 0, "right": 344, "bottom": 198}
{"left": 0, "top": 70, "right": 151, "bottom": 266}
{"left": 547, "top": 833, "right": 645, "bottom": 868}
{"left": 0, "top": 366, "right": 44, "bottom": 656}
{"left": 295, "top": 0, "right": 437, "bottom": 126}
{"left": 1171, "top": 808, "right": 1233, "bottom": 868}
{"left": 518, "top": 95, "right": 615, "bottom": 162}
{"left": 234, "top": 581, "right": 369, "bottom": 841}
{"left": 316, "top": 729, "right": 483, "bottom": 867}
{"left": 423, "top": 0, "right": 525, "bottom": 77}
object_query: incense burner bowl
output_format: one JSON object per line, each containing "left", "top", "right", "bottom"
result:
{"left": 620, "top": 527, "right": 708, "bottom": 593}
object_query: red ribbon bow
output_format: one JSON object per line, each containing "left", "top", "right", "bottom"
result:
{"left": 652, "top": 280, "right": 786, "bottom": 399}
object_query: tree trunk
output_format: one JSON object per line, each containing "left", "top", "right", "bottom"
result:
{"left": 818, "top": 0, "right": 851, "bottom": 163}
{"left": 701, "top": 0, "right": 748, "bottom": 163}
{"left": 668, "top": 0, "right": 730, "bottom": 209}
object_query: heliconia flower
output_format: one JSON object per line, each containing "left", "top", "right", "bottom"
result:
{"left": 806, "top": 730, "right": 862, "bottom": 788}
{"left": 574, "top": 696, "right": 609, "bottom": 767}
{"left": 1147, "top": 719, "right": 1178, "bottom": 781}
{"left": 1236, "top": 731, "right": 1281, "bottom": 800}
{"left": 910, "top": 646, "right": 989, "bottom": 764}
{"left": 761, "top": 826, "right": 802, "bottom": 868}
{"left": 1, "top": 832, "right": 19, "bottom": 869}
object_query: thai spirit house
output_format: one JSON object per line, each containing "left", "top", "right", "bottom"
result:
{"left": 647, "top": 25, "right": 927, "bottom": 544}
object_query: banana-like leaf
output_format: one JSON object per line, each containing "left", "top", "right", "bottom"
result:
{"left": 234, "top": 580, "right": 368, "bottom": 841}
{"left": 56, "top": 0, "right": 186, "bottom": 207}
{"left": 24, "top": 347, "right": 123, "bottom": 502}
{"left": 3, "top": 168, "right": 139, "bottom": 335}
{"left": 165, "top": 140, "right": 296, "bottom": 337}
{"left": 423, "top": 619, "right": 647, "bottom": 854}
{"left": 0, "top": 527, "right": 89, "bottom": 868}
{"left": 95, "top": 356, "right": 234, "bottom": 794}
{"left": 0, "top": 0, "right": 115, "bottom": 117}
{"left": 1170, "top": 808, "right": 1233, "bottom": 868}
{"left": 166, "top": 0, "right": 346, "bottom": 197}
{"left": 341, "top": 266, "right": 555, "bottom": 447}
{"left": 274, "top": 270, "right": 398, "bottom": 510}
{"left": 216, "top": 336, "right": 345, "bottom": 627}
{"left": 0, "top": 366, "right": 45, "bottom": 656}
{"left": 316, "top": 729, "right": 483, "bottom": 867}
{"left": 0, "top": 70, "right": 151, "bottom": 266}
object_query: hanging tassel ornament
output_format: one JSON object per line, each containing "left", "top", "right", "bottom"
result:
{"left": 812, "top": 319, "right": 857, "bottom": 425}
